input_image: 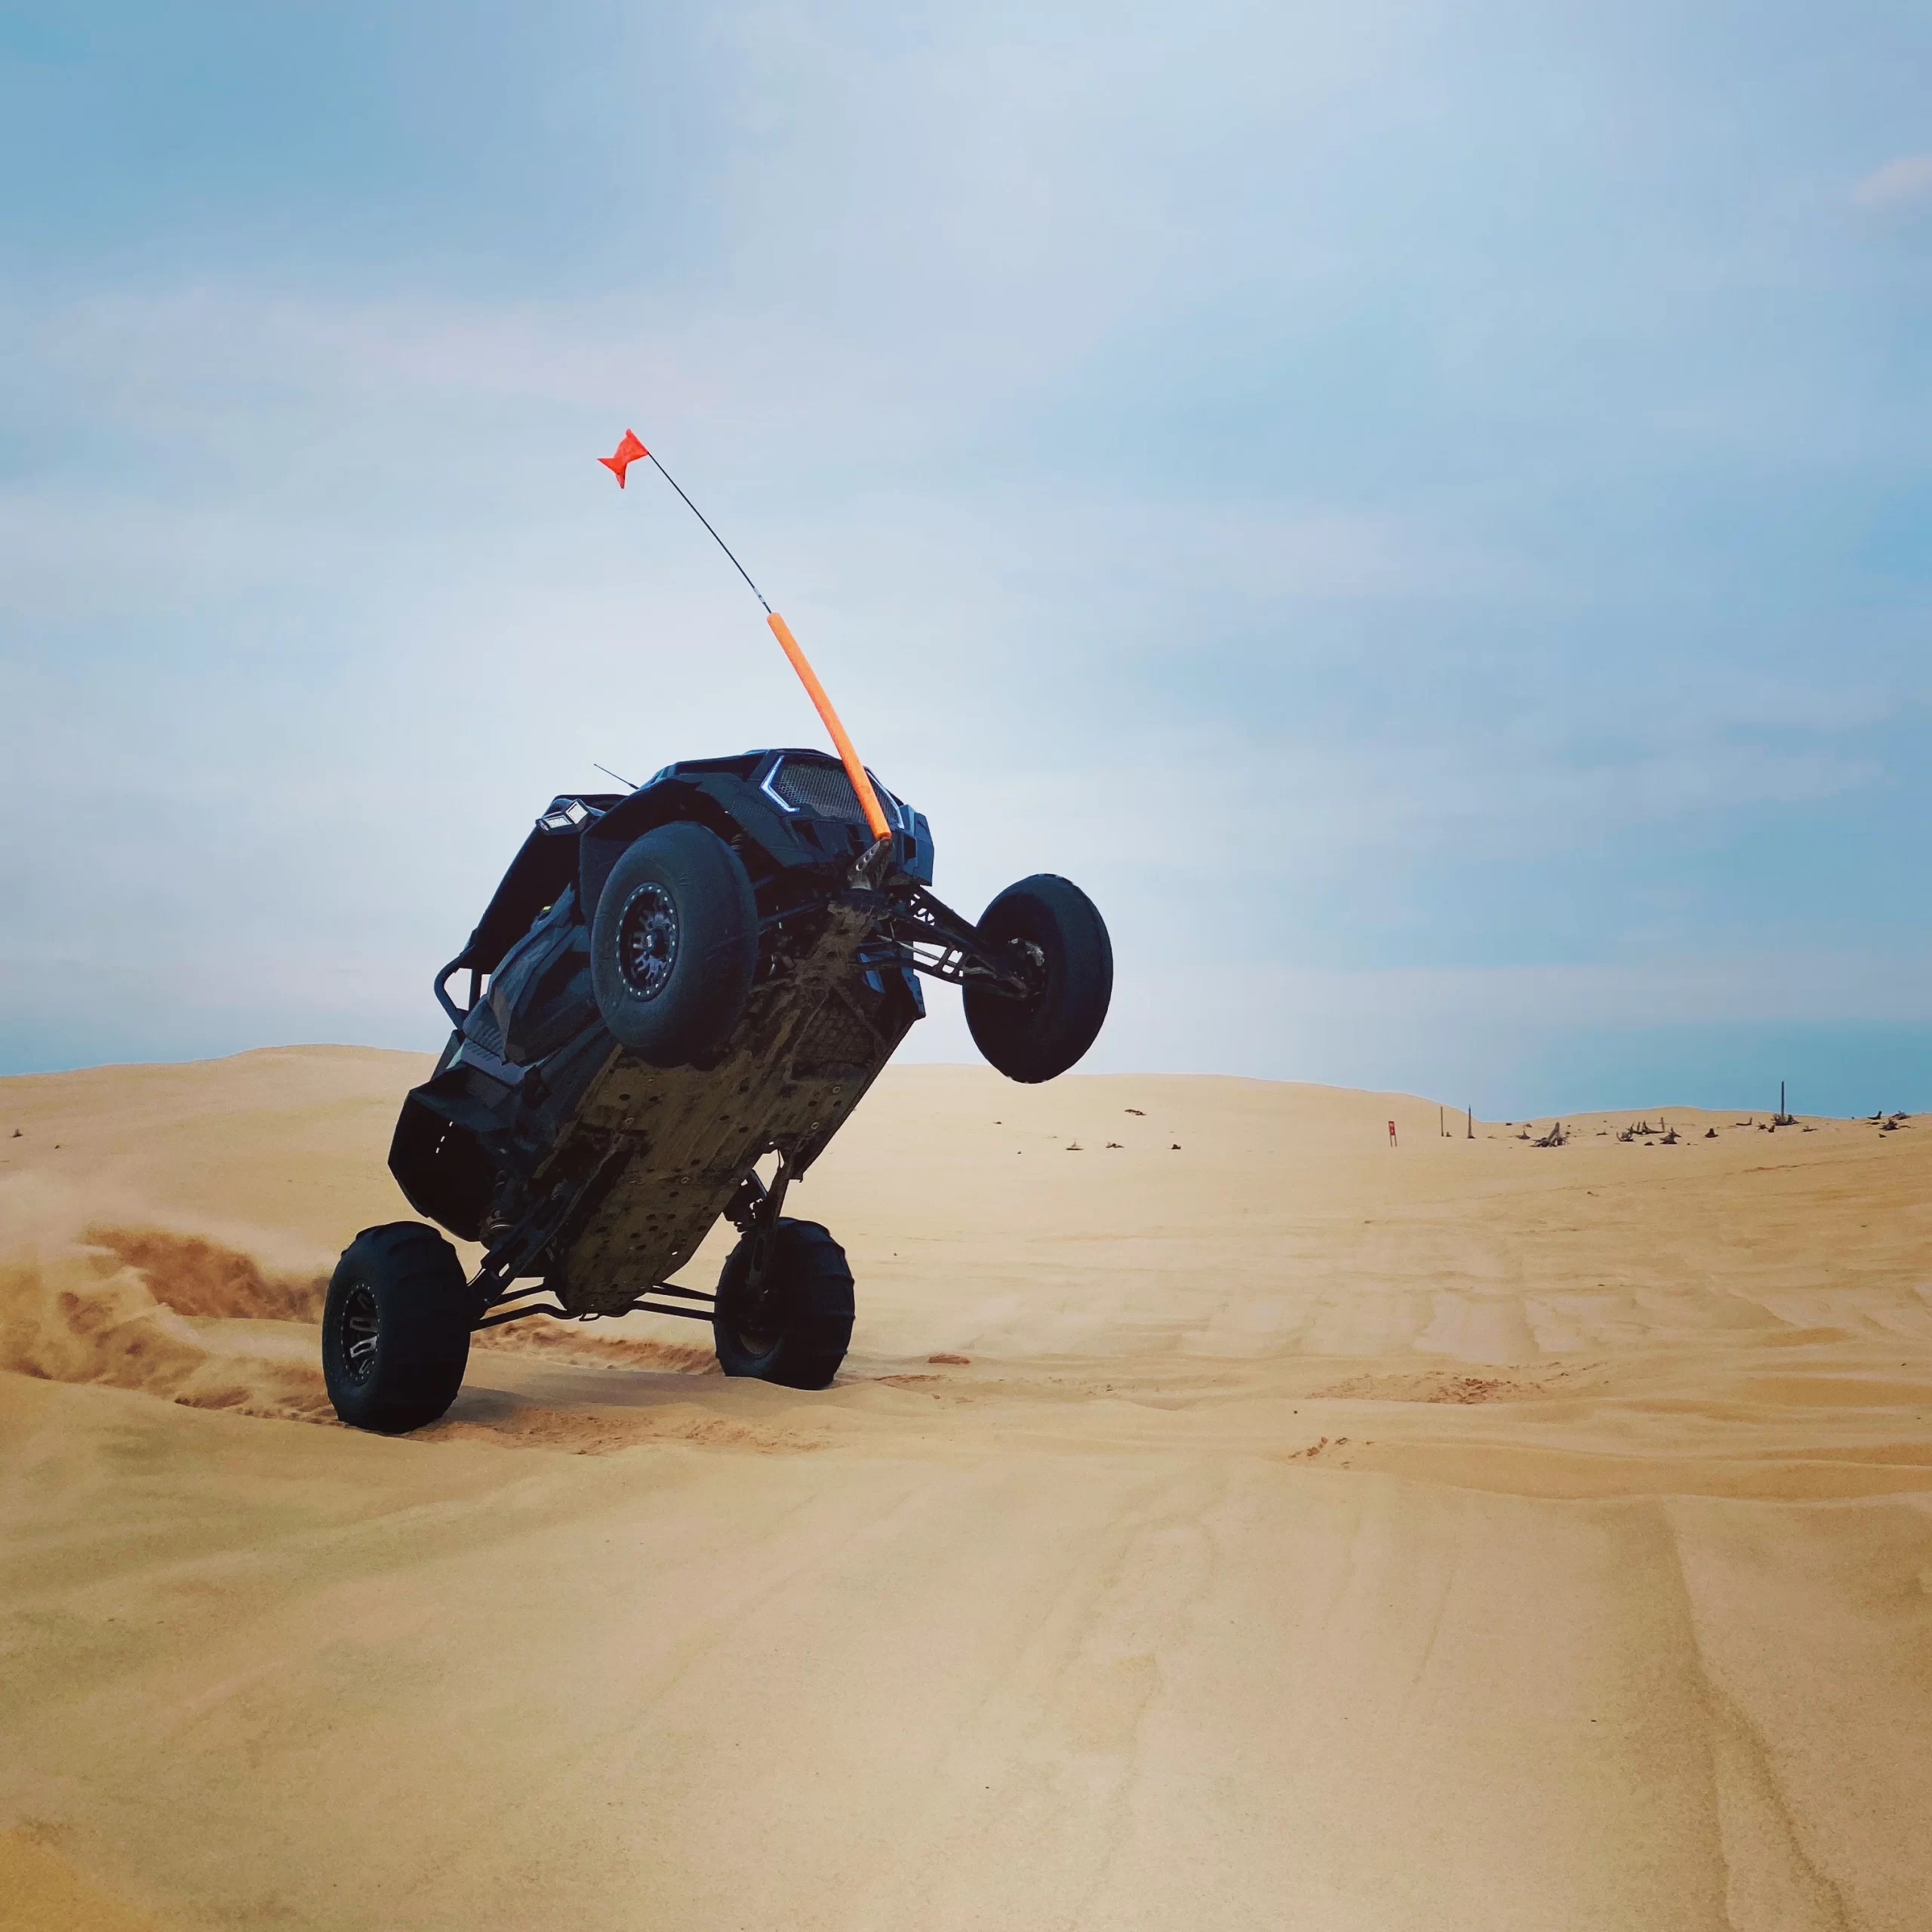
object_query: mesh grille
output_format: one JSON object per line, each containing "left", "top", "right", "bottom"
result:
{"left": 774, "top": 759, "right": 869, "bottom": 824}
{"left": 792, "top": 992, "right": 880, "bottom": 1077}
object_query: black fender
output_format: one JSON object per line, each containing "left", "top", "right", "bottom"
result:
{"left": 579, "top": 769, "right": 830, "bottom": 918}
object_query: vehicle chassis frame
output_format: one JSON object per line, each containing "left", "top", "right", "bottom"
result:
{"left": 457, "top": 866, "right": 1035, "bottom": 1335}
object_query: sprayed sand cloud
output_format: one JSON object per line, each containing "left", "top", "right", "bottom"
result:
{"left": 2, "top": 1049, "right": 1930, "bottom": 1927}
{"left": 0, "top": 1177, "right": 332, "bottom": 1422}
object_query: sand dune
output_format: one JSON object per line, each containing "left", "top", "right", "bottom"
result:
{"left": 2, "top": 1048, "right": 1929, "bottom": 1928}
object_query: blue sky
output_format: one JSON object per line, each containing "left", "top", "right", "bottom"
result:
{"left": 2, "top": 0, "right": 1927, "bottom": 1114}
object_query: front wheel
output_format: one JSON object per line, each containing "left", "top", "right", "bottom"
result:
{"left": 321, "top": 1223, "right": 475, "bottom": 1433}
{"left": 713, "top": 1219, "right": 854, "bottom": 1389}
{"left": 964, "top": 874, "right": 1112, "bottom": 1083}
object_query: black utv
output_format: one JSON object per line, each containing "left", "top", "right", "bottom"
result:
{"left": 322, "top": 749, "right": 1112, "bottom": 1432}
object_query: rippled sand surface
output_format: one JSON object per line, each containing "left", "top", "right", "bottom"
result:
{"left": 2, "top": 1048, "right": 1928, "bottom": 1929}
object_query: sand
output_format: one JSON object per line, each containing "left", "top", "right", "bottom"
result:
{"left": 2, "top": 1048, "right": 1928, "bottom": 1930}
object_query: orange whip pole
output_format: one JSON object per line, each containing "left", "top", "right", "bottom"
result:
{"left": 600, "top": 428, "right": 891, "bottom": 842}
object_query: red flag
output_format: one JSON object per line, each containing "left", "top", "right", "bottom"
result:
{"left": 599, "top": 429, "right": 648, "bottom": 487}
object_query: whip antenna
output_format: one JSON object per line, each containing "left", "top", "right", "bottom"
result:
{"left": 599, "top": 427, "right": 890, "bottom": 844}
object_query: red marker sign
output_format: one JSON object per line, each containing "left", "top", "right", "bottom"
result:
{"left": 601, "top": 428, "right": 891, "bottom": 843}
{"left": 598, "top": 429, "right": 648, "bottom": 488}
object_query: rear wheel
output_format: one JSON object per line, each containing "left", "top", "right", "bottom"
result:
{"left": 590, "top": 821, "right": 758, "bottom": 1066}
{"left": 713, "top": 1219, "right": 854, "bottom": 1389}
{"left": 964, "top": 874, "right": 1112, "bottom": 1083}
{"left": 321, "top": 1223, "right": 474, "bottom": 1433}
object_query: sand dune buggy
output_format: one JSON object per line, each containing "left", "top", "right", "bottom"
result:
{"left": 322, "top": 749, "right": 1112, "bottom": 1432}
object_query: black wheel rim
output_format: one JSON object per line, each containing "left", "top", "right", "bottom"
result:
{"left": 725, "top": 1260, "right": 781, "bottom": 1360}
{"left": 986, "top": 935, "right": 1048, "bottom": 1012}
{"left": 341, "top": 1281, "right": 380, "bottom": 1385}
{"left": 1015, "top": 937, "right": 1048, "bottom": 1000}
{"left": 617, "top": 884, "right": 679, "bottom": 1000}
{"left": 731, "top": 1320, "right": 780, "bottom": 1358}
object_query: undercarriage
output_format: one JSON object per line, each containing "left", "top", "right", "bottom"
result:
{"left": 457, "top": 869, "right": 1038, "bottom": 1327}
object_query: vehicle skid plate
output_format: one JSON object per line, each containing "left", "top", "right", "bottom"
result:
{"left": 539, "top": 898, "right": 912, "bottom": 1315}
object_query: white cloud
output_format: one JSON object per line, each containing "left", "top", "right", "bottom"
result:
{"left": 1850, "top": 153, "right": 1932, "bottom": 211}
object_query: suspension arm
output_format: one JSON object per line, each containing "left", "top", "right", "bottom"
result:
{"left": 469, "top": 1146, "right": 626, "bottom": 1315}
{"left": 868, "top": 885, "right": 1038, "bottom": 1001}
{"left": 473, "top": 1291, "right": 716, "bottom": 1330}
